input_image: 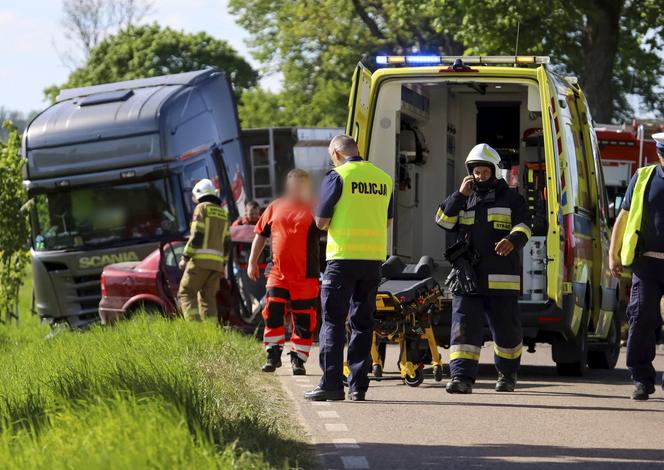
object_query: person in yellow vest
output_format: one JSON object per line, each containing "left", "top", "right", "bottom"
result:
{"left": 178, "top": 179, "right": 229, "bottom": 321}
{"left": 609, "top": 132, "right": 664, "bottom": 400}
{"left": 304, "top": 134, "right": 393, "bottom": 402}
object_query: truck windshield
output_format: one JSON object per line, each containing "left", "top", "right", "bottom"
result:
{"left": 32, "top": 177, "right": 186, "bottom": 251}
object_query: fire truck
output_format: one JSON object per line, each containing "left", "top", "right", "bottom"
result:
{"left": 595, "top": 120, "right": 662, "bottom": 207}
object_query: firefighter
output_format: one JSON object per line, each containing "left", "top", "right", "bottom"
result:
{"left": 609, "top": 132, "right": 664, "bottom": 401}
{"left": 436, "top": 143, "right": 531, "bottom": 394}
{"left": 247, "top": 169, "right": 320, "bottom": 376}
{"left": 304, "top": 134, "right": 393, "bottom": 402}
{"left": 232, "top": 200, "right": 261, "bottom": 226}
{"left": 178, "top": 179, "right": 229, "bottom": 321}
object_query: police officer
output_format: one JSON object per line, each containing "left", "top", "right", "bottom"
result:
{"left": 436, "top": 143, "right": 531, "bottom": 394}
{"left": 178, "top": 179, "right": 229, "bottom": 321}
{"left": 609, "top": 132, "right": 664, "bottom": 401}
{"left": 304, "top": 134, "right": 393, "bottom": 402}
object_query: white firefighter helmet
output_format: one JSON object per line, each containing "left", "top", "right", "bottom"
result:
{"left": 192, "top": 178, "right": 217, "bottom": 201}
{"left": 465, "top": 143, "right": 503, "bottom": 178}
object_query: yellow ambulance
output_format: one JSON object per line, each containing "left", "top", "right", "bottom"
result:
{"left": 347, "top": 55, "right": 620, "bottom": 376}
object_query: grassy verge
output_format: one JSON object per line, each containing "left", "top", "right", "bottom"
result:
{"left": 0, "top": 276, "right": 311, "bottom": 469}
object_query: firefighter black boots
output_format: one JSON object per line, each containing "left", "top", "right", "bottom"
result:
{"left": 495, "top": 373, "right": 517, "bottom": 392}
{"left": 631, "top": 382, "right": 655, "bottom": 401}
{"left": 262, "top": 346, "right": 283, "bottom": 372}
{"left": 289, "top": 352, "right": 306, "bottom": 376}
{"left": 446, "top": 376, "right": 473, "bottom": 394}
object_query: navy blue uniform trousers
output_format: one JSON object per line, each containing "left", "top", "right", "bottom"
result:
{"left": 626, "top": 257, "right": 664, "bottom": 388}
{"left": 450, "top": 294, "right": 523, "bottom": 380}
{"left": 319, "top": 260, "right": 381, "bottom": 392}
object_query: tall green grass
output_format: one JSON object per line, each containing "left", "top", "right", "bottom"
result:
{"left": 0, "top": 277, "right": 310, "bottom": 469}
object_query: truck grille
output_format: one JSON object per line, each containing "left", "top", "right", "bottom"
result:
{"left": 73, "top": 275, "right": 102, "bottom": 314}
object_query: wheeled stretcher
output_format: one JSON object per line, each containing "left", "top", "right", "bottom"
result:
{"left": 371, "top": 256, "right": 445, "bottom": 386}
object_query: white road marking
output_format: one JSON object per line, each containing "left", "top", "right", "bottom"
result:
{"left": 341, "top": 456, "right": 369, "bottom": 469}
{"left": 324, "top": 423, "right": 348, "bottom": 432}
{"left": 333, "top": 438, "right": 359, "bottom": 449}
{"left": 310, "top": 401, "right": 331, "bottom": 406}
{"left": 317, "top": 410, "right": 340, "bottom": 419}
{"left": 294, "top": 377, "right": 310, "bottom": 382}
{"left": 297, "top": 384, "right": 311, "bottom": 388}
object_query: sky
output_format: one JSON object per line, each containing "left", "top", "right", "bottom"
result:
{"left": 0, "top": 0, "right": 280, "bottom": 114}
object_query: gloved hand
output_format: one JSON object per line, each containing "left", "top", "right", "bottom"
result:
{"left": 444, "top": 258, "right": 478, "bottom": 295}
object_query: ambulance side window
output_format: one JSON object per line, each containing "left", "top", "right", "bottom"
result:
{"left": 563, "top": 94, "right": 593, "bottom": 213}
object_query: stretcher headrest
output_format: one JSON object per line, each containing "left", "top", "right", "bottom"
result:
{"left": 381, "top": 256, "right": 433, "bottom": 280}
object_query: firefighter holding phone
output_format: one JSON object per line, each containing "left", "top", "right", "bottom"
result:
{"left": 436, "top": 143, "right": 531, "bottom": 394}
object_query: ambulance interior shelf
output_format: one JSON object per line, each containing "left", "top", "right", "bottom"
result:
{"left": 519, "top": 128, "right": 548, "bottom": 303}
{"left": 520, "top": 128, "right": 548, "bottom": 237}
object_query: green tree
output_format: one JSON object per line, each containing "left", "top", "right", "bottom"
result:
{"left": 229, "top": 0, "right": 462, "bottom": 127}
{"left": 0, "top": 122, "right": 29, "bottom": 323}
{"left": 455, "top": 0, "right": 664, "bottom": 122}
{"left": 237, "top": 88, "right": 293, "bottom": 128}
{"left": 230, "top": 0, "right": 663, "bottom": 124}
{"left": 45, "top": 24, "right": 258, "bottom": 102}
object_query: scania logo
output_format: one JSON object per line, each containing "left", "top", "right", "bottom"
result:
{"left": 78, "top": 252, "right": 139, "bottom": 269}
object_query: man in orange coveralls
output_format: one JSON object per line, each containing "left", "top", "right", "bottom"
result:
{"left": 247, "top": 169, "right": 320, "bottom": 375}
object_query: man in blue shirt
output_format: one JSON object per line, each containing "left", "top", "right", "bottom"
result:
{"left": 609, "top": 132, "right": 664, "bottom": 400}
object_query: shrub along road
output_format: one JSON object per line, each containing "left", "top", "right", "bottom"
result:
{"left": 278, "top": 344, "right": 664, "bottom": 469}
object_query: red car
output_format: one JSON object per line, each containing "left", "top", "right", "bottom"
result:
{"left": 99, "top": 225, "right": 267, "bottom": 329}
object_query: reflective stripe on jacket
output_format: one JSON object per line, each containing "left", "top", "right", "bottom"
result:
{"left": 436, "top": 179, "right": 531, "bottom": 295}
{"left": 184, "top": 201, "right": 229, "bottom": 272}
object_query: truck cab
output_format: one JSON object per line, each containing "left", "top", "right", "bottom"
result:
{"left": 23, "top": 68, "right": 247, "bottom": 328}
{"left": 347, "top": 55, "right": 620, "bottom": 375}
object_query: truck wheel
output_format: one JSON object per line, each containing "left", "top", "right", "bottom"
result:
{"left": 554, "top": 309, "right": 588, "bottom": 377}
{"left": 587, "top": 312, "right": 620, "bottom": 369}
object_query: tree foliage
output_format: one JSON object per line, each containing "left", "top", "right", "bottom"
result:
{"left": 230, "top": 0, "right": 463, "bottom": 127}
{"left": 0, "top": 122, "right": 29, "bottom": 323}
{"left": 230, "top": 0, "right": 663, "bottom": 125}
{"left": 455, "top": 0, "right": 664, "bottom": 121}
{"left": 0, "top": 108, "right": 37, "bottom": 142}
{"left": 45, "top": 24, "right": 259, "bottom": 103}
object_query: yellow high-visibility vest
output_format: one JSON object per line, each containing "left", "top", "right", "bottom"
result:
{"left": 326, "top": 160, "right": 392, "bottom": 260}
{"left": 621, "top": 165, "right": 657, "bottom": 266}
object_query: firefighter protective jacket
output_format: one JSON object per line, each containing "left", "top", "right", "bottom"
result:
{"left": 183, "top": 200, "right": 229, "bottom": 272}
{"left": 436, "top": 179, "right": 531, "bottom": 295}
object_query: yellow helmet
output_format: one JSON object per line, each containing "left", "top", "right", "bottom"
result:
{"left": 465, "top": 143, "right": 503, "bottom": 178}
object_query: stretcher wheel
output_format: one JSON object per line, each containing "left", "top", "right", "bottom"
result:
{"left": 433, "top": 365, "right": 444, "bottom": 382}
{"left": 404, "top": 367, "right": 424, "bottom": 387}
{"left": 372, "top": 364, "right": 383, "bottom": 378}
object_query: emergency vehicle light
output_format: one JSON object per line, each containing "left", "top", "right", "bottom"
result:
{"left": 375, "top": 55, "right": 550, "bottom": 66}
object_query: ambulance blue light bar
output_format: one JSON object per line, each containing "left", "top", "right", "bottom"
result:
{"left": 375, "top": 55, "right": 550, "bottom": 66}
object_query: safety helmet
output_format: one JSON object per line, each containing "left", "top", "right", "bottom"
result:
{"left": 653, "top": 132, "right": 664, "bottom": 154}
{"left": 465, "top": 143, "right": 503, "bottom": 178}
{"left": 192, "top": 179, "right": 217, "bottom": 201}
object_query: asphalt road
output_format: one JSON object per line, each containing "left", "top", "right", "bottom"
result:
{"left": 277, "top": 343, "right": 664, "bottom": 470}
